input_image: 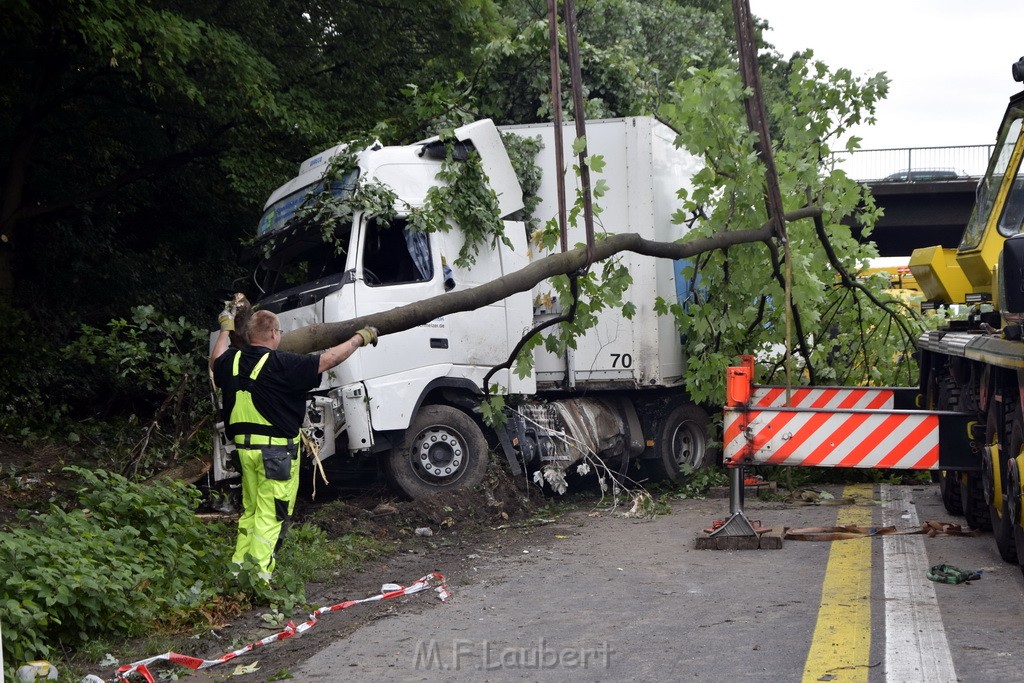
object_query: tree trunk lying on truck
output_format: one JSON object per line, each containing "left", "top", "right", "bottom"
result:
{"left": 213, "top": 117, "right": 824, "bottom": 499}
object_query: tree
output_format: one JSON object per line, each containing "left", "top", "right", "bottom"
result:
{"left": 402, "top": 0, "right": 738, "bottom": 129}
{"left": 277, "top": 52, "right": 906, "bottom": 405}
{"left": 0, "top": 0, "right": 498, "bottom": 318}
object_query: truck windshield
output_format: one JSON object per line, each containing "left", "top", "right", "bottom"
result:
{"left": 256, "top": 170, "right": 358, "bottom": 237}
{"left": 960, "top": 114, "right": 1024, "bottom": 250}
{"left": 253, "top": 217, "right": 353, "bottom": 298}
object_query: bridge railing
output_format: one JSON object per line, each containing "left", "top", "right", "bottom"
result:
{"left": 829, "top": 145, "right": 993, "bottom": 182}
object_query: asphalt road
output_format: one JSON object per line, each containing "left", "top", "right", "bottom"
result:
{"left": 285, "top": 483, "right": 1024, "bottom": 683}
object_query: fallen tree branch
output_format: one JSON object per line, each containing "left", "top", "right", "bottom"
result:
{"left": 278, "top": 206, "right": 822, "bottom": 354}
{"left": 482, "top": 274, "right": 580, "bottom": 392}
{"left": 809, "top": 206, "right": 919, "bottom": 346}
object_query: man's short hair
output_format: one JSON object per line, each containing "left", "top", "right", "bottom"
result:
{"left": 247, "top": 310, "right": 278, "bottom": 343}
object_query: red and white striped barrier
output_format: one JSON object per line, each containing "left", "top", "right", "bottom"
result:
{"left": 723, "top": 358, "right": 973, "bottom": 471}
{"left": 748, "top": 385, "right": 895, "bottom": 410}
{"left": 105, "top": 572, "right": 450, "bottom": 683}
{"left": 724, "top": 406, "right": 940, "bottom": 469}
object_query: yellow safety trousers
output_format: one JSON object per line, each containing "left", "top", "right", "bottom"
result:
{"left": 228, "top": 351, "right": 299, "bottom": 578}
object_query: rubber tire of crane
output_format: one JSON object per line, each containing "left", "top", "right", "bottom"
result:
{"left": 939, "top": 472, "right": 964, "bottom": 515}
{"left": 648, "top": 402, "right": 710, "bottom": 481}
{"left": 385, "top": 405, "right": 489, "bottom": 500}
{"left": 985, "top": 403, "right": 1018, "bottom": 563}
{"left": 936, "top": 376, "right": 964, "bottom": 515}
{"left": 1006, "top": 410, "right": 1024, "bottom": 571}
{"left": 959, "top": 472, "right": 992, "bottom": 531}
{"left": 1007, "top": 458, "right": 1024, "bottom": 577}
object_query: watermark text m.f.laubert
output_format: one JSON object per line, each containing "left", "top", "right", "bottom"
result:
{"left": 413, "top": 638, "right": 613, "bottom": 671}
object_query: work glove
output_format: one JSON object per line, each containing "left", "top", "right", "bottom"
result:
{"left": 356, "top": 326, "right": 379, "bottom": 347}
{"left": 218, "top": 302, "right": 237, "bottom": 332}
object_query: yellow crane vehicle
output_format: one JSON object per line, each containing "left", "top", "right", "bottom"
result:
{"left": 907, "top": 55, "right": 1024, "bottom": 568}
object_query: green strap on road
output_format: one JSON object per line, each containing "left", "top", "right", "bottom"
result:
{"left": 927, "top": 563, "right": 982, "bottom": 584}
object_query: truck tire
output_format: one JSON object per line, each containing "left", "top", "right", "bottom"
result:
{"left": 936, "top": 376, "right": 963, "bottom": 515}
{"left": 1006, "top": 408, "right": 1024, "bottom": 571}
{"left": 985, "top": 403, "right": 1017, "bottom": 562}
{"left": 1008, "top": 458, "right": 1024, "bottom": 576}
{"left": 385, "top": 404, "right": 488, "bottom": 499}
{"left": 959, "top": 472, "right": 991, "bottom": 531}
{"left": 649, "top": 403, "right": 709, "bottom": 481}
{"left": 939, "top": 472, "right": 963, "bottom": 515}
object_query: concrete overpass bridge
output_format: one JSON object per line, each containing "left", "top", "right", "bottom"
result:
{"left": 835, "top": 145, "right": 992, "bottom": 256}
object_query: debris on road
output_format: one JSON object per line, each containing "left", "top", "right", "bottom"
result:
{"left": 927, "top": 564, "right": 983, "bottom": 584}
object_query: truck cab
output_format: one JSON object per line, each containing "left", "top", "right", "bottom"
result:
{"left": 214, "top": 117, "right": 708, "bottom": 498}
{"left": 910, "top": 87, "right": 1024, "bottom": 306}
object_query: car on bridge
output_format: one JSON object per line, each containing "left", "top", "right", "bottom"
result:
{"left": 881, "top": 167, "right": 968, "bottom": 182}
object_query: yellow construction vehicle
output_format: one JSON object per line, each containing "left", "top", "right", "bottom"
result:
{"left": 908, "top": 55, "right": 1024, "bottom": 570}
{"left": 859, "top": 257, "right": 923, "bottom": 300}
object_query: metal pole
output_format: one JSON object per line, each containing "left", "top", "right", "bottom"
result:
{"left": 729, "top": 465, "right": 744, "bottom": 515}
{"left": 546, "top": 0, "right": 568, "bottom": 253}
{"left": 562, "top": 0, "right": 596, "bottom": 266}
{"left": 710, "top": 462, "right": 758, "bottom": 537}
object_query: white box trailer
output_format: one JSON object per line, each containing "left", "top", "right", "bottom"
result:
{"left": 214, "top": 117, "right": 712, "bottom": 498}
{"left": 503, "top": 118, "right": 703, "bottom": 390}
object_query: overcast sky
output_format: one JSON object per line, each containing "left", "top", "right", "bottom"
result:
{"left": 749, "top": 1, "right": 1023, "bottom": 151}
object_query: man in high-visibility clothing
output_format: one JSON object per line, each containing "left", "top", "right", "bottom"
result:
{"left": 210, "top": 304, "right": 377, "bottom": 579}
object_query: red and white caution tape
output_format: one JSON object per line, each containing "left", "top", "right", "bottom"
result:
{"left": 104, "top": 572, "right": 449, "bottom": 683}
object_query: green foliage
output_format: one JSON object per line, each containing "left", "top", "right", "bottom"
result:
{"left": 480, "top": 392, "right": 508, "bottom": 428}
{"left": 755, "top": 465, "right": 932, "bottom": 489}
{"left": 659, "top": 56, "right": 915, "bottom": 404}
{"left": 501, "top": 132, "right": 545, "bottom": 234}
{"left": 259, "top": 139, "right": 399, "bottom": 261}
{"left": 669, "top": 465, "right": 728, "bottom": 500}
{"left": 470, "top": 0, "right": 734, "bottom": 123}
{"left": 0, "top": 301, "right": 73, "bottom": 434}
{"left": 0, "top": 468, "right": 235, "bottom": 671}
{"left": 63, "top": 305, "right": 209, "bottom": 397}
{"left": 410, "top": 136, "right": 512, "bottom": 268}
{"left": 2, "top": 304, "right": 212, "bottom": 469}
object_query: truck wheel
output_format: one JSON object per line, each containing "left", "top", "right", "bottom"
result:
{"left": 1007, "top": 458, "right": 1024, "bottom": 576}
{"left": 939, "top": 472, "right": 963, "bottom": 515}
{"left": 985, "top": 404, "right": 1017, "bottom": 562}
{"left": 649, "top": 403, "right": 709, "bottom": 481}
{"left": 386, "top": 405, "right": 488, "bottom": 499}
{"left": 959, "top": 472, "right": 991, "bottom": 531}
{"left": 1005, "top": 409, "right": 1024, "bottom": 569}
{"left": 936, "top": 377, "right": 963, "bottom": 515}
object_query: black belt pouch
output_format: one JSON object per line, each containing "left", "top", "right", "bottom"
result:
{"left": 261, "top": 445, "right": 293, "bottom": 481}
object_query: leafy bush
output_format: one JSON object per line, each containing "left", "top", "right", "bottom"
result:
{"left": 672, "top": 464, "right": 728, "bottom": 499}
{"left": 0, "top": 468, "right": 235, "bottom": 672}
{"left": 0, "top": 301, "right": 74, "bottom": 435}
{"left": 62, "top": 304, "right": 211, "bottom": 411}
{"left": 2, "top": 304, "right": 214, "bottom": 452}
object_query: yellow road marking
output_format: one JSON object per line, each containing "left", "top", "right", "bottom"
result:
{"left": 802, "top": 483, "right": 874, "bottom": 683}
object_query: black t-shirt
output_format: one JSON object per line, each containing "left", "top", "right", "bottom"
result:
{"left": 213, "top": 345, "right": 322, "bottom": 439}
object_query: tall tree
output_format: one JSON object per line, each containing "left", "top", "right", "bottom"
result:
{"left": 0, "top": 0, "right": 498, "bottom": 319}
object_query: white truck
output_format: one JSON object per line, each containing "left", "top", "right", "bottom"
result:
{"left": 214, "top": 117, "right": 711, "bottom": 498}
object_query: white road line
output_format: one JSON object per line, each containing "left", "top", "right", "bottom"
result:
{"left": 881, "top": 485, "right": 957, "bottom": 682}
